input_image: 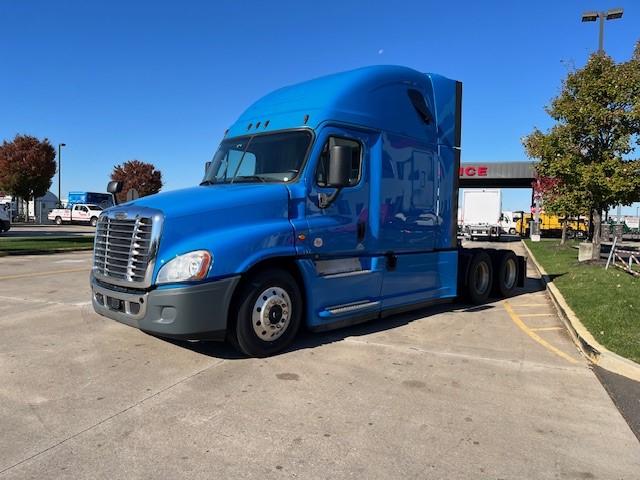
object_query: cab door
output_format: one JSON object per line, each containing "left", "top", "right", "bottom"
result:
{"left": 300, "top": 127, "right": 383, "bottom": 329}
{"left": 304, "top": 128, "right": 371, "bottom": 255}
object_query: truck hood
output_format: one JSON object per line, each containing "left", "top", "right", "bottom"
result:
{"left": 112, "top": 184, "right": 296, "bottom": 278}
{"left": 118, "top": 184, "right": 290, "bottom": 220}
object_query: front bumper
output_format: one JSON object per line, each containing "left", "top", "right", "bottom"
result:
{"left": 91, "top": 274, "right": 240, "bottom": 340}
{"left": 0, "top": 220, "right": 10, "bottom": 232}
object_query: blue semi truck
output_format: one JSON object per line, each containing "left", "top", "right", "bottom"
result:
{"left": 90, "top": 65, "right": 526, "bottom": 357}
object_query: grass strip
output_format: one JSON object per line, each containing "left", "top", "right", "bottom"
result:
{"left": 525, "top": 239, "right": 640, "bottom": 364}
{"left": 0, "top": 236, "right": 95, "bottom": 254}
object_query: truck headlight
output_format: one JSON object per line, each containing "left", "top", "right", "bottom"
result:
{"left": 157, "top": 251, "right": 212, "bottom": 284}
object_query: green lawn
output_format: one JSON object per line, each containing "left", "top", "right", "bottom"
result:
{"left": 525, "top": 239, "right": 640, "bottom": 364}
{"left": 0, "top": 236, "right": 95, "bottom": 254}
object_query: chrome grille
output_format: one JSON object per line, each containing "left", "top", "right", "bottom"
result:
{"left": 92, "top": 208, "right": 162, "bottom": 288}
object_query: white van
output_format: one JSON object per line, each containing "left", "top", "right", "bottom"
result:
{"left": 500, "top": 211, "right": 518, "bottom": 235}
{"left": 0, "top": 209, "right": 10, "bottom": 233}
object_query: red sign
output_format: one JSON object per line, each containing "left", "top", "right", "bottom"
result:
{"left": 459, "top": 166, "right": 488, "bottom": 177}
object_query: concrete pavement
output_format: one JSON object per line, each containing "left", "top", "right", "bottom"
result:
{"left": 1, "top": 249, "right": 639, "bottom": 479}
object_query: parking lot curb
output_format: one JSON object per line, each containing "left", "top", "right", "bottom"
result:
{"left": 522, "top": 241, "right": 640, "bottom": 382}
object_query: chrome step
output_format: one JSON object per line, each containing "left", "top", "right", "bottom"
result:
{"left": 326, "top": 300, "right": 380, "bottom": 315}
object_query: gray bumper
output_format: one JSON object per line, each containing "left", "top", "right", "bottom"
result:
{"left": 91, "top": 274, "right": 241, "bottom": 340}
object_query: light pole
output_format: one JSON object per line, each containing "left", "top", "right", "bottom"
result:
{"left": 57, "top": 143, "right": 66, "bottom": 207}
{"left": 581, "top": 8, "right": 624, "bottom": 54}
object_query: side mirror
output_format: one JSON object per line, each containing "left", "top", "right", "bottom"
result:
{"left": 327, "top": 145, "right": 352, "bottom": 188}
{"left": 107, "top": 181, "right": 123, "bottom": 206}
{"left": 107, "top": 181, "right": 123, "bottom": 194}
{"left": 318, "top": 145, "right": 352, "bottom": 209}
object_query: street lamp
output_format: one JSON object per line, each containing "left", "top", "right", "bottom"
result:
{"left": 581, "top": 8, "right": 624, "bottom": 53}
{"left": 57, "top": 143, "right": 66, "bottom": 207}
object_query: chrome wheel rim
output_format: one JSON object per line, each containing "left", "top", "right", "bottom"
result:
{"left": 504, "top": 259, "right": 517, "bottom": 290}
{"left": 474, "top": 262, "right": 490, "bottom": 295}
{"left": 252, "top": 287, "right": 291, "bottom": 341}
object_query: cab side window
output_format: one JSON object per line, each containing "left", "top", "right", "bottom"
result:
{"left": 315, "top": 137, "right": 362, "bottom": 187}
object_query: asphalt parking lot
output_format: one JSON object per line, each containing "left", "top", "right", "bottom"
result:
{"left": 1, "top": 243, "right": 639, "bottom": 479}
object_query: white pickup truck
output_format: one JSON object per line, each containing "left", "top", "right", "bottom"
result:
{"left": 48, "top": 204, "right": 103, "bottom": 226}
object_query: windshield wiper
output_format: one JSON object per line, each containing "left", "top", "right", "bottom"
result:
{"left": 232, "top": 175, "right": 267, "bottom": 183}
{"left": 199, "top": 179, "right": 217, "bottom": 186}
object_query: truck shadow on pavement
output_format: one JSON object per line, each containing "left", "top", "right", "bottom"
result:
{"left": 165, "top": 275, "right": 547, "bottom": 359}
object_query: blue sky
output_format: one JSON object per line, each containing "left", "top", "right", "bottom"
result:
{"left": 1, "top": 0, "right": 639, "bottom": 215}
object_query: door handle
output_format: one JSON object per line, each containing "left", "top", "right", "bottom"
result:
{"left": 357, "top": 220, "right": 365, "bottom": 242}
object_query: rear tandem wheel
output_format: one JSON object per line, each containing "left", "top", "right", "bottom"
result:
{"left": 464, "top": 251, "right": 493, "bottom": 304}
{"left": 491, "top": 250, "right": 519, "bottom": 298}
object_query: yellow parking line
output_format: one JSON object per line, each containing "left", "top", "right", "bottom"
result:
{"left": 530, "top": 327, "right": 563, "bottom": 332}
{"left": 0, "top": 267, "right": 89, "bottom": 282}
{"left": 507, "top": 303, "right": 548, "bottom": 307}
{"left": 503, "top": 300, "right": 579, "bottom": 364}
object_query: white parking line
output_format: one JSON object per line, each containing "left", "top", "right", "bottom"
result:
{"left": 0, "top": 295, "right": 91, "bottom": 308}
{"left": 0, "top": 267, "right": 88, "bottom": 282}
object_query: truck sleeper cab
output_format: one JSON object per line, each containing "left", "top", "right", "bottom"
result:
{"left": 90, "top": 66, "right": 526, "bottom": 357}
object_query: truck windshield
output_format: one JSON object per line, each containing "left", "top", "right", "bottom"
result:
{"left": 201, "top": 130, "right": 312, "bottom": 185}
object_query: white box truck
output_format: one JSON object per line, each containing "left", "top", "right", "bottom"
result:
{"left": 461, "top": 189, "right": 502, "bottom": 240}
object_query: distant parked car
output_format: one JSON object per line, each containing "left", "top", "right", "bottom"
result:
{"left": 0, "top": 209, "right": 10, "bottom": 233}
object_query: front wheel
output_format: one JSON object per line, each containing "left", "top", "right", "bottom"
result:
{"left": 90, "top": 216, "right": 98, "bottom": 227}
{"left": 229, "top": 269, "right": 302, "bottom": 357}
{"left": 55, "top": 216, "right": 62, "bottom": 225}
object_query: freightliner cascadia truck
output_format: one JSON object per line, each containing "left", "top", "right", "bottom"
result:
{"left": 91, "top": 65, "right": 526, "bottom": 357}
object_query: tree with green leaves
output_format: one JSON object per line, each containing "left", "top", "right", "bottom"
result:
{"left": 110, "top": 159, "right": 163, "bottom": 204}
{"left": 0, "top": 134, "right": 57, "bottom": 222}
{"left": 525, "top": 126, "right": 593, "bottom": 244}
{"left": 523, "top": 42, "right": 640, "bottom": 258}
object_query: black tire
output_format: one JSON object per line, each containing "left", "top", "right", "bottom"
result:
{"left": 509, "top": 228, "right": 516, "bottom": 235}
{"left": 90, "top": 216, "right": 98, "bottom": 227}
{"left": 55, "top": 216, "right": 62, "bottom": 225}
{"left": 491, "top": 250, "right": 519, "bottom": 298}
{"left": 465, "top": 251, "right": 493, "bottom": 304}
{"left": 229, "top": 268, "right": 301, "bottom": 357}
